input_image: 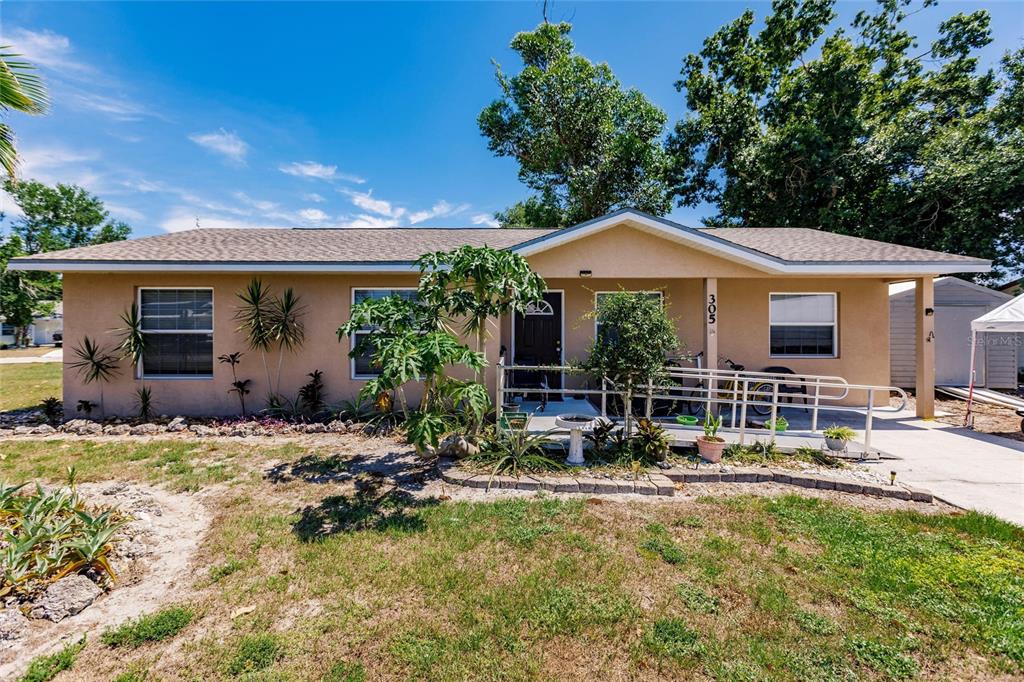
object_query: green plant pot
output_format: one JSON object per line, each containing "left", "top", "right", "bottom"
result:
{"left": 675, "top": 415, "right": 698, "bottom": 426}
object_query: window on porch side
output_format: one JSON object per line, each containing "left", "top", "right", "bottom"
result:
{"left": 769, "top": 292, "right": 837, "bottom": 358}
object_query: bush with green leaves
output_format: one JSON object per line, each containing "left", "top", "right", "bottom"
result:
{"left": 227, "top": 633, "right": 284, "bottom": 675}
{"left": 580, "top": 290, "right": 678, "bottom": 432}
{"left": 1, "top": 481, "right": 124, "bottom": 601}
{"left": 234, "top": 278, "right": 306, "bottom": 405}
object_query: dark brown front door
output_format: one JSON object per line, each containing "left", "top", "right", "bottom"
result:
{"left": 512, "top": 291, "right": 563, "bottom": 393}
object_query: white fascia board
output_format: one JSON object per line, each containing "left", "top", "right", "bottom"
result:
{"left": 6, "top": 260, "right": 422, "bottom": 273}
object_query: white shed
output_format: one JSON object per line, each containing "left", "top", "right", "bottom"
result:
{"left": 890, "top": 277, "right": 1019, "bottom": 388}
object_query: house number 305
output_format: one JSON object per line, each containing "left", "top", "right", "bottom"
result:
{"left": 707, "top": 294, "right": 717, "bottom": 324}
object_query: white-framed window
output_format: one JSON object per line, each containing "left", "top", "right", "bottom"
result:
{"left": 593, "top": 291, "right": 664, "bottom": 338}
{"left": 350, "top": 287, "right": 417, "bottom": 380}
{"left": 138, "top": 288, "right": 214, "bottom": 379}
{"left": 769, "top": 292, "right": 837, "bottom": 358}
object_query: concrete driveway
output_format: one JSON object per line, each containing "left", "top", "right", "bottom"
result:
{"left": 860, "top": 414, "right": 1024, "bottom": 526}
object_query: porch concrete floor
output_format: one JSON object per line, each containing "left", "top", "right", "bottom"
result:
{"left": 515, "top": 399, "right": 1024, "bottom": 524}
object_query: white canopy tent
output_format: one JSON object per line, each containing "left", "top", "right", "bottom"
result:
{"left": 966, "top": 293, "right": 1024, "bottom": 426}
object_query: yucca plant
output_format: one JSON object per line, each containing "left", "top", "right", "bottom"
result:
{"left": 235, "top": 279, "right": 307, "bottom": 407}
{"left": 135, "top": 385, "right": 154, "bottom": 420}
{"left": 68, "top": 337, "right": 120, "bottom": 417}
{"left": 115, "top": 302, "right": 147, "bottom": 372}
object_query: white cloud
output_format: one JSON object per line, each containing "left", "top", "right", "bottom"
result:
{"left": 6, "top": 28, "right": 87, "bottom": 73}
{"left": 189, "top": 129, "right": 249, "bottom": 164}
{"left": 68, "top": 91, "right": 151, "bottom": 121}
{"left": 232, "top": 191, "right": 278, "bottom": 212}
{"left": 278, "top": 161, "right": 364, "bottom": 183}
{"left": 409, "top": 200, "right": 469, "bottom": 225}
{"left": 471, "top": 213, "right": 500, "bottom": 228}
{"left": 302, "top": 192, "right": 325, "bottom": 203}
{"left": 160, "top": 206, "right": 280, "bottom": 233}
{"left": 336, "top": 214, "right": 395, "bottom": 228}
{"left": 341, "top": 188, "right": 405, "bottom": 218}
{"left": 299, "top": 208, "right": 329, "bottom": 222}
{"left": 104, "top": 203, "right": 146, "bottom": 222}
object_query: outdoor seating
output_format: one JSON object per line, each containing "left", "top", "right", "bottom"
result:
{"left": 761, "top": 365, "right": 810, "bottom": 411}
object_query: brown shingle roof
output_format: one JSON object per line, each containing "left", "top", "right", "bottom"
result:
{"left": 16, "top": 227, "right": 555, "bottom": 263}
{"left": 699, "top": 227, "right": 983, "bottom": 264}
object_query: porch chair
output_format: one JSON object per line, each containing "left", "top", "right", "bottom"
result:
{"left": 761, "top": 366, "right": 810, "bottom": 412}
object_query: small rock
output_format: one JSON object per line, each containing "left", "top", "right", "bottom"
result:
{"left": 29, "top": 424, "right": 56, "bottom": 435}
{"left": 0, "top": 608, "right": 29, "bottom": 642}
{"left": 129, "top": 423, "right": 162, "bottom": 436}
{"left": 326, "top": 420, "right": 347, "bottom": 433}
{"left": 101, "top": 481, "right": 129, "bottom": 496}
{"left": 437, "top": 435, "right": 480, "bottom": 459}
{"left": 303, "top": 423, "right": 327, "bottom": 433}
{"left": 29, "top": 574, "right": 102, "bottom": 622}
{"left": 62, "top": 419, "right": 103, "bottom": 436}
{"left": 190, "top": 424, "right": 218, "bottom": 437}
{"left": 166, "top": 417, "right": 188, "bottom": 432}
{"left": 231, "top": 605, "right": 257, "bottom": 619}
{"left": 104, "top": 424, "right": 132, "bottom": 435}
{"left": 12, "top": 426, "right": 34, "bottom": 436}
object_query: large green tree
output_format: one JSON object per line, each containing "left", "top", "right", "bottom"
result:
{"left": 479, "top": 22, "right": 671, "bottom": 227}
{"left": 0, "top": 180, "right": 131, "bottom": 345}
{"left": 666, "top": 0, "right": 1024, "bottom": 279}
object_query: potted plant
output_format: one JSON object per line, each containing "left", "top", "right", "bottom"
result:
{"left": 823, "top": 424, "right": 856, "bottom": 452}
{"left": 697, "top": 412, "right": 726, "bottom": 463}
{"left": 772, "top": 416, "right": 788, "bottom": 433}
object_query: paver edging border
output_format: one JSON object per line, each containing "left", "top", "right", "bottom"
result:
{"left": 436, "top": 459, "right": 934, "bottom": 503}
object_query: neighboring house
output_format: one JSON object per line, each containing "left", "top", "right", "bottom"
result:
{"left": 890, "top": 278, "right": 1018, "bottom": 389}
{"left": 9, "top": 209, "right": 989, "bottom": 417}
{"left": 0, "top": 302, "right": 63, "bottom": 348}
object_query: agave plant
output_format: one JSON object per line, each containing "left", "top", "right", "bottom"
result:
{"left": 0, "top": 482, "right": 125, "bottom": 599}
{"left": 472, "top": 428, "right": 564, "bottom": 487}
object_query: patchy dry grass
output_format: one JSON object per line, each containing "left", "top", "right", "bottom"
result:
{"left": 0, "top": 363, "right": 61, "bottom": 412}
{"left": 3, "top": 437, "right": 1021, "bottom": 681}
{"left": 0, "top": 439, "right": 308, "bottom": 492}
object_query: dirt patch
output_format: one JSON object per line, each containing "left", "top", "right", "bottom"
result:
{"left": 903, "top": 393, "right": 1024, "bottom": 443}
{"left": 0, "top": 482, "right": 213, "bottom": 679}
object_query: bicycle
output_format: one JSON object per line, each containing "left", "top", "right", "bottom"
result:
{"left": 684, "top": 354, "right": 774, "bottom": 417}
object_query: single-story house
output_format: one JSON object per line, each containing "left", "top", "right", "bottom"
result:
{"left": 998, "top": 277, "right": 1023, "bottom": 297}
{"left": 890, "top": 278, "right": 1018, "bottom": 389}
{"left": 9, "top": 209, "right": 989, "bottom": 418}
{"left": 0, "top": 302, "right": 63, "bottom": 348}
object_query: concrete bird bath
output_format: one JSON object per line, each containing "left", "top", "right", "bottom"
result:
{"left": 554, "top": 414, "right": 598, "bottom": 465}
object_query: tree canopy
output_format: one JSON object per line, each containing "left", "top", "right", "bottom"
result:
{"left": 479, "top": 22, "right": 671, "bottom": 228}
{"left": 666, "top": 0, "right": 1024, "bottom": 279}
{"left": 0, "top": 180, "right": 131, "bottom": 345}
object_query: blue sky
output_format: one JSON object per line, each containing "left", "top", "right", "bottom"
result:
{"left": 1, "top": 1, "right": 1021, "bottom": 238}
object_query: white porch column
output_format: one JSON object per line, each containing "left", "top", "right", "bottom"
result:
{"left": 915, "top": 276, "right": 935, "bottom": 418}
{"left": 703, "top": 278, "right": 719, "bottom": 415}
{"left": 703, "top": 278, "right": 718, "bottom": 364}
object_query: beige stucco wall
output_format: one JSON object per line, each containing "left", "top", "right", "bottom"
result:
{"left": 62, "top": 272, "right": 500, "bottom": 417}
{"left": 512, "top": 227, "right": 894, "bottom": 406}
{"left": 62, "top": 224, "right": 895, "bottom": 416}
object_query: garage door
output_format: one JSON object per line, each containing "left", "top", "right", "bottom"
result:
{"left": 935, "top": 306, "right": 987, "bottom": 386}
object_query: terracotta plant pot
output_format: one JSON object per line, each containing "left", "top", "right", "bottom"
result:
{"left": 697, "top": 436, "right": 726, "bottom": 463}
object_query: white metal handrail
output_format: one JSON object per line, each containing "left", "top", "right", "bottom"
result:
{"left": 495, "top": 358, "right": 907, "bottom": 452}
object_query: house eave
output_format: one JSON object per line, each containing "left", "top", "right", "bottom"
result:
{"left": 6, "top": 257, "right": 990, "bottom": 276}
{"left": 5, "top": 259, "right": 424, "bottom": 274}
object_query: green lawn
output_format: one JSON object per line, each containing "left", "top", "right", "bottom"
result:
{"left": 3, "top": 438, "right": 1021, "bottom": 681}
{"left": 0, "top": 362, "right": 61, "bottom": 412}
